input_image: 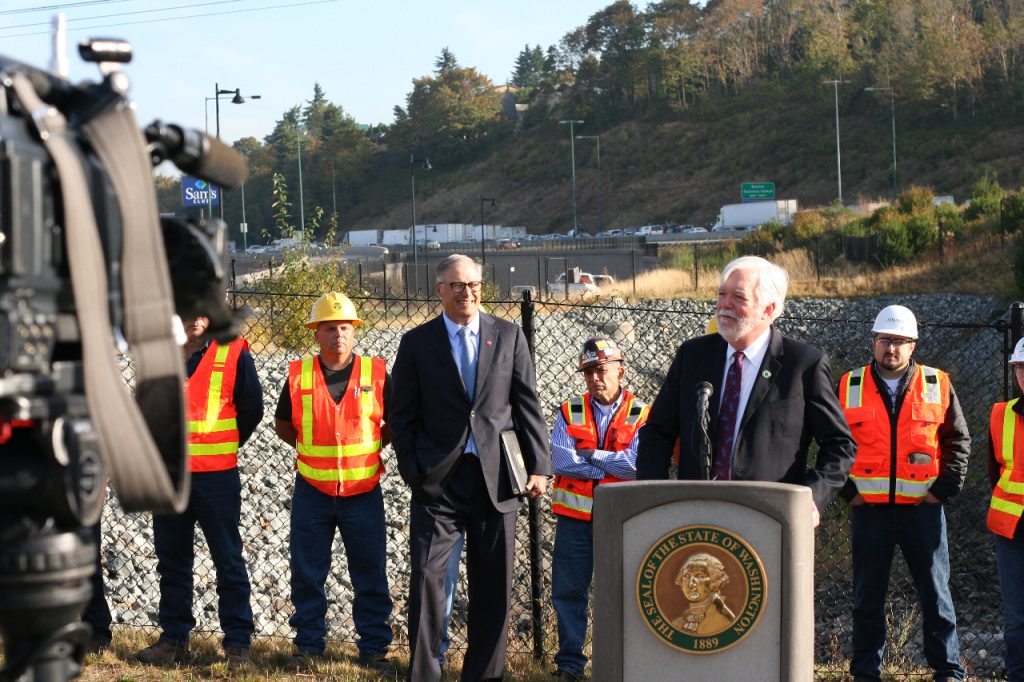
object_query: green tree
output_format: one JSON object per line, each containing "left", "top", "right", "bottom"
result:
{"left": 512, "top": 44, "right": 546, "bottom": 88}
{"left": 391, "top": 50, "right": 508, "bottom": 165}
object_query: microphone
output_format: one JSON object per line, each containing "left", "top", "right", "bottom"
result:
{"left": 696, "top": 381, "right": 713, "bottom": 416}
{"left": 695, "top": 381, "right": 714, "bottom": 481}
{"left": 144, "top": 120, "right": 249, "bottom": 189}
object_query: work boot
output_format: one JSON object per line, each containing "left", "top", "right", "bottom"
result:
{"left": 224, "top": 645, "right": 251, "bottom": 665}
{"left": 84, "top": 634, "right": 111, "bottom": 655}
{"left": 136, "top": 639, "right": 189, "bottom": 664}
{"left": 286, "top": 650, "right": 323, "bottom": 670}
{"left": 357, "top": 651, "right": 396, "bottom": 677}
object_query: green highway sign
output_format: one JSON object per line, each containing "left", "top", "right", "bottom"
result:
{"left": 741, "top": 182, "right": 775, "bottom": 201}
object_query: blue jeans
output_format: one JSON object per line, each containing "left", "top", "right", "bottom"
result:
{"left": 153, "top": 468, "right": 253, "bottom": 648}
{"left": 995, "top": 534, "right": 1024, "bottom": 681}
{"left": 289, "top": 476, "right": 393, "bottom": 656}
{"left": 850, "top": 503, "right": 963, "bottom": 682}
{"left": 439, "top": 531, "right": 464, "bottom": 665}
{"left": 551, "top": 515, "right": 594, "bottom": 676}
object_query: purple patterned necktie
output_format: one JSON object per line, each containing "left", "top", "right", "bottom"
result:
{"left": 714, "top": 351, "right": 744, "bottom": 480}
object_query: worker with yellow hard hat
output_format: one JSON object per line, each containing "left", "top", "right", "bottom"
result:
{"left": 273, "top": 291, "right": 395, "bottom": 675}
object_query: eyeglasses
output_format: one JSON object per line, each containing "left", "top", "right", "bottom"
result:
{"left": 443, "top": 281, "right": 483, "bottom": 293}
{"left": 874, "top": 337, "right": 915, "bottom": 348}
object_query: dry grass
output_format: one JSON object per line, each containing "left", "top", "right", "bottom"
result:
{"left": 62, "top": 629, "right": 564, "bottom": 682}
{"left": 625, "top": 235, "right": 1015, "bottom": 302}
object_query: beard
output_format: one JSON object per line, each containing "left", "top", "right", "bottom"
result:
{"left": 717, "top": 310, "right": 760, "bottom": 344}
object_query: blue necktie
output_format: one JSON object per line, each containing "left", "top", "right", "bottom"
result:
{"left": 458, "top": 326, "right": 476, "bottom": 401}
{"left": 715, "top": 351, "right": 744, "bottom": 480}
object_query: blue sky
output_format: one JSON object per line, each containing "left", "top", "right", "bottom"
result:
{"left": 2, "top": 0, "right": 613, "bottom": 144}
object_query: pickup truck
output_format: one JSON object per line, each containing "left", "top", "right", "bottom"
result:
{"left": 546, "top": 272, "right": 600, "bottom": 298}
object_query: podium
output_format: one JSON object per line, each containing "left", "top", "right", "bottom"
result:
{"left": 592, "top": 481, "right": 814, "bottom": 681}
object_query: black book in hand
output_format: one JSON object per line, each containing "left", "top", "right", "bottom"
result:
{"left": 499, "top": 429, "right": 529, "bottom": 498}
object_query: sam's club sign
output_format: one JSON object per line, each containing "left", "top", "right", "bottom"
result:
{"left": 181, "top": 176, "right": 220, "bottom": 207}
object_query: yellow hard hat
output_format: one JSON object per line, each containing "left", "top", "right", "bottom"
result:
{"left": 305, "top": 291, "right": 362, "bottom": 329}
{"left": 705, "top": 316, "right": 718, "bottom": 335}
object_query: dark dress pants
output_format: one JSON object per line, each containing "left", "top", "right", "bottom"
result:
{"left": 408, "top": 454, "right": 516, "bottom": 682}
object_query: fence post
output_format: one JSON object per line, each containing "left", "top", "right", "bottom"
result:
{"left": 816, "top": 236, "right": 821, "bottom": 283}
{"left": 693, "top": 244, "right": 699, "bottom": 290}
{"left": 1010, "top": 302, "right": 1024, "bottom": 400}
{"left": 520, "top": 289, "right": 545, "bottom": 660}
{"left": 939, "top": 220, "right": 945, "bottom": 265}
{"left": 631, "top": 250, "right": 637, "bottom": 298}
{"left": 230, "top": 258, "right": 237, "bottom": 309}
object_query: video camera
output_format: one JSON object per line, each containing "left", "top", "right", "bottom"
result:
{"left": 0, "top": 39, "right": 247, "bottom": 680}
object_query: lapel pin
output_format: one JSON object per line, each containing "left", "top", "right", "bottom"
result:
{"left": 761, "top": 370, "right": 772, "bottom": 380}
{"left": 485, "top": 340, "right": 493, "bottom": 346}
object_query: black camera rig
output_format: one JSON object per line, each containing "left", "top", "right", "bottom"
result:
{"left": 0, "top": 39, "right": 246, "bottom": 681}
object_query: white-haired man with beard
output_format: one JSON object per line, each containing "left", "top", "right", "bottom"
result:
{"left": 636, "top": 256, "right": 856, "bottom": 525}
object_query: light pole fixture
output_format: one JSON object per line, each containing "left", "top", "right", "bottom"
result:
{"left": 205, "top": 83, "right": 261, "bottom": 220}
{"left": 410, "top": 155, "right": 432, "bottom": 296}
{"left": 823, "top": 79, "right": 848, "bottom": 203}
{"left": 559, "top": 119, "right": 584, "bottom": 233}
{"left": 480, "top": 196, "right": 496, "bottom": 267}
{"left": 865, "top": 81, "right": 898, "bottom": 198}
{"left": 576, "top": 134, "right": 601, "bottom": 233}
{"left": 296, "top": 123, "right": 305, "bottom": 245}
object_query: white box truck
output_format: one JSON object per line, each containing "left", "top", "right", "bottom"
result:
{"left": 712, "top": 200, "right": 798, "bottom": 231}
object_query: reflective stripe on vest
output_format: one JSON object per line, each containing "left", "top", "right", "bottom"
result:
{"left": 989, "top": 399, "right": 1024, "bottom": 538}
{"left": 841, "top": 364, "right": 948, "bottom": 504}
{"left": 186, "top": 339, "right": 244, "bottom": 472}
{"left": 552, "top": 390, "right": 648, "bottom": 521}
{"left": 290, "top": 354, "right": 385, "bottom": 497}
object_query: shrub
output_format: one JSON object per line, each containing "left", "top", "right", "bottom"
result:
{"left": 935, "top": 203, "right": 964, "bottom": 238}
{"left": 1001, "top": 191, "right": 1024, "bottom": 235}
{"left": 905, "top": 213, "right": 938, "bottom": 253}
{"left": 897, "top": 186, "right": 935, "bottom": 215}
{"left": 966, "top": 173, "right": 1004, "bottom": 220}
{"left": 874, "top": 216, "right": 912, "bottom": 265}
{"left": 787, "top": 211, "right": 825, "bottom": 246}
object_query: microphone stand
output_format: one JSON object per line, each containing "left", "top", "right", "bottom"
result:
{"left": 697, "top": 402, "right": 713, "bottom": 481}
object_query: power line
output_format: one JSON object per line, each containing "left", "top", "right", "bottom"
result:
{"left": 2, "top": 0, "right": 250, "bottom": 30}
{"left": 0, "top": 0, "right": 339, "bottom": 38}
{"left": 0, "top": 1, "right": 130, "bottom": 16}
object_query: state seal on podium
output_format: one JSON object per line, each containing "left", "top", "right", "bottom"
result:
{"left": 636, "top": 525, "right": 766, "bottom": 654}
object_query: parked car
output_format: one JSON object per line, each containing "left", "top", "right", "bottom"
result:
{"left": 636, "top": 224, "right": 665, "bottom": 236}
{"left": 592, "top": 274, "right": 616, "bottom": 287}
{"left": 683, "top": 226, "right": 709, "bottom": 234}
{"left": 425, "top": 240, "right": 441, "bottom": 250}
{"left": 496, "top": 238, "right": 519, "bottom": 250}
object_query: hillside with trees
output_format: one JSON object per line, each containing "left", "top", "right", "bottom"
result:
{"left": 156, "top": 0, "right": 1024, "bottom": 242}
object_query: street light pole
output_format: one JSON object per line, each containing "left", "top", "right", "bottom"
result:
{"left": 480, "top": 196, "right": 496, "bottom": 267}
{"left": 559, "top": 119, "right": 584, "bottom": 233}
{"left": 297, "top": 125, "right": 305, "bottom": 244}
{"left": 410, "top": 155, "right": 432, "bottom": 295}
{"left": 206, "top": 83, "right": 261, "bottom": 221}
{"left": 240, "top": 153, "right": 249, "bottom": 252}
{"left": 865, "top": 81, "right": 898, "bottom": 198}
{"left": 576, "top": 135, "right": 601, "bottom": 233}
{"left": 823, "top": 79, "right": 848, "bottom": 204}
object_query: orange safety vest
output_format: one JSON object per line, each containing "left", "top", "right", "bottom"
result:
{"left": 186, "top": 338, "right": 247, "bottom": 473}
{"left": 988, "top": 399, "right": 1024, "bottom": 538}
{"left": 288, "top": 354, "right": 386, "bottom": 497}
{"left": 551, "top": 390, "right": 649, "bottom": 521}
{"left": 840, "top": 364, "right": 949, "bottom": 504}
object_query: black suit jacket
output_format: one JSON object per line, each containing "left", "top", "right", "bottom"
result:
{"left": 390, "top": 313, "right": 550, "bottom": 513}
{"left": 636, "top": 327, "right": 856, "bottom": 510}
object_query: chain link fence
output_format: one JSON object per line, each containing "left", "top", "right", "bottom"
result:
{"left": 103, "top": 287, "right": 1015, "bottom": 677}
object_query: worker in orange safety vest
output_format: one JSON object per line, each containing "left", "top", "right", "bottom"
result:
{"left": 273, "top": 291, "right": 394, "bottom": 676}
{"left": 987, "top": 336, "right": 1024, "bottom": 681}
{"left": 136, "top": 315, "right": 264, "bottom": 666}
{"left": 549, "top": 336, "right": 649, "bottom": 679}
{"left": 838, "top": 305, "right": 970, "bottom": 682}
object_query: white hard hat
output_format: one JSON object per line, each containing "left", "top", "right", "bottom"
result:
{"left": 872, "top": 305, "right": 918, "bottom": 340}
{"left": 1010, "top": 338, "right": 1024, "bottom": 364}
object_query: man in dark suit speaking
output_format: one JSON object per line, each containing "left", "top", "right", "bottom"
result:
{"left": 390, "top": 254, "right": 550, "bottom": 682}
{"left": 636, "top": 256, "right": 856, "bottom": 524}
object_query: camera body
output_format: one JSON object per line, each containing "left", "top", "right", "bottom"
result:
{"left": 0, "top": 41, "right": 243, "bottom": 680}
